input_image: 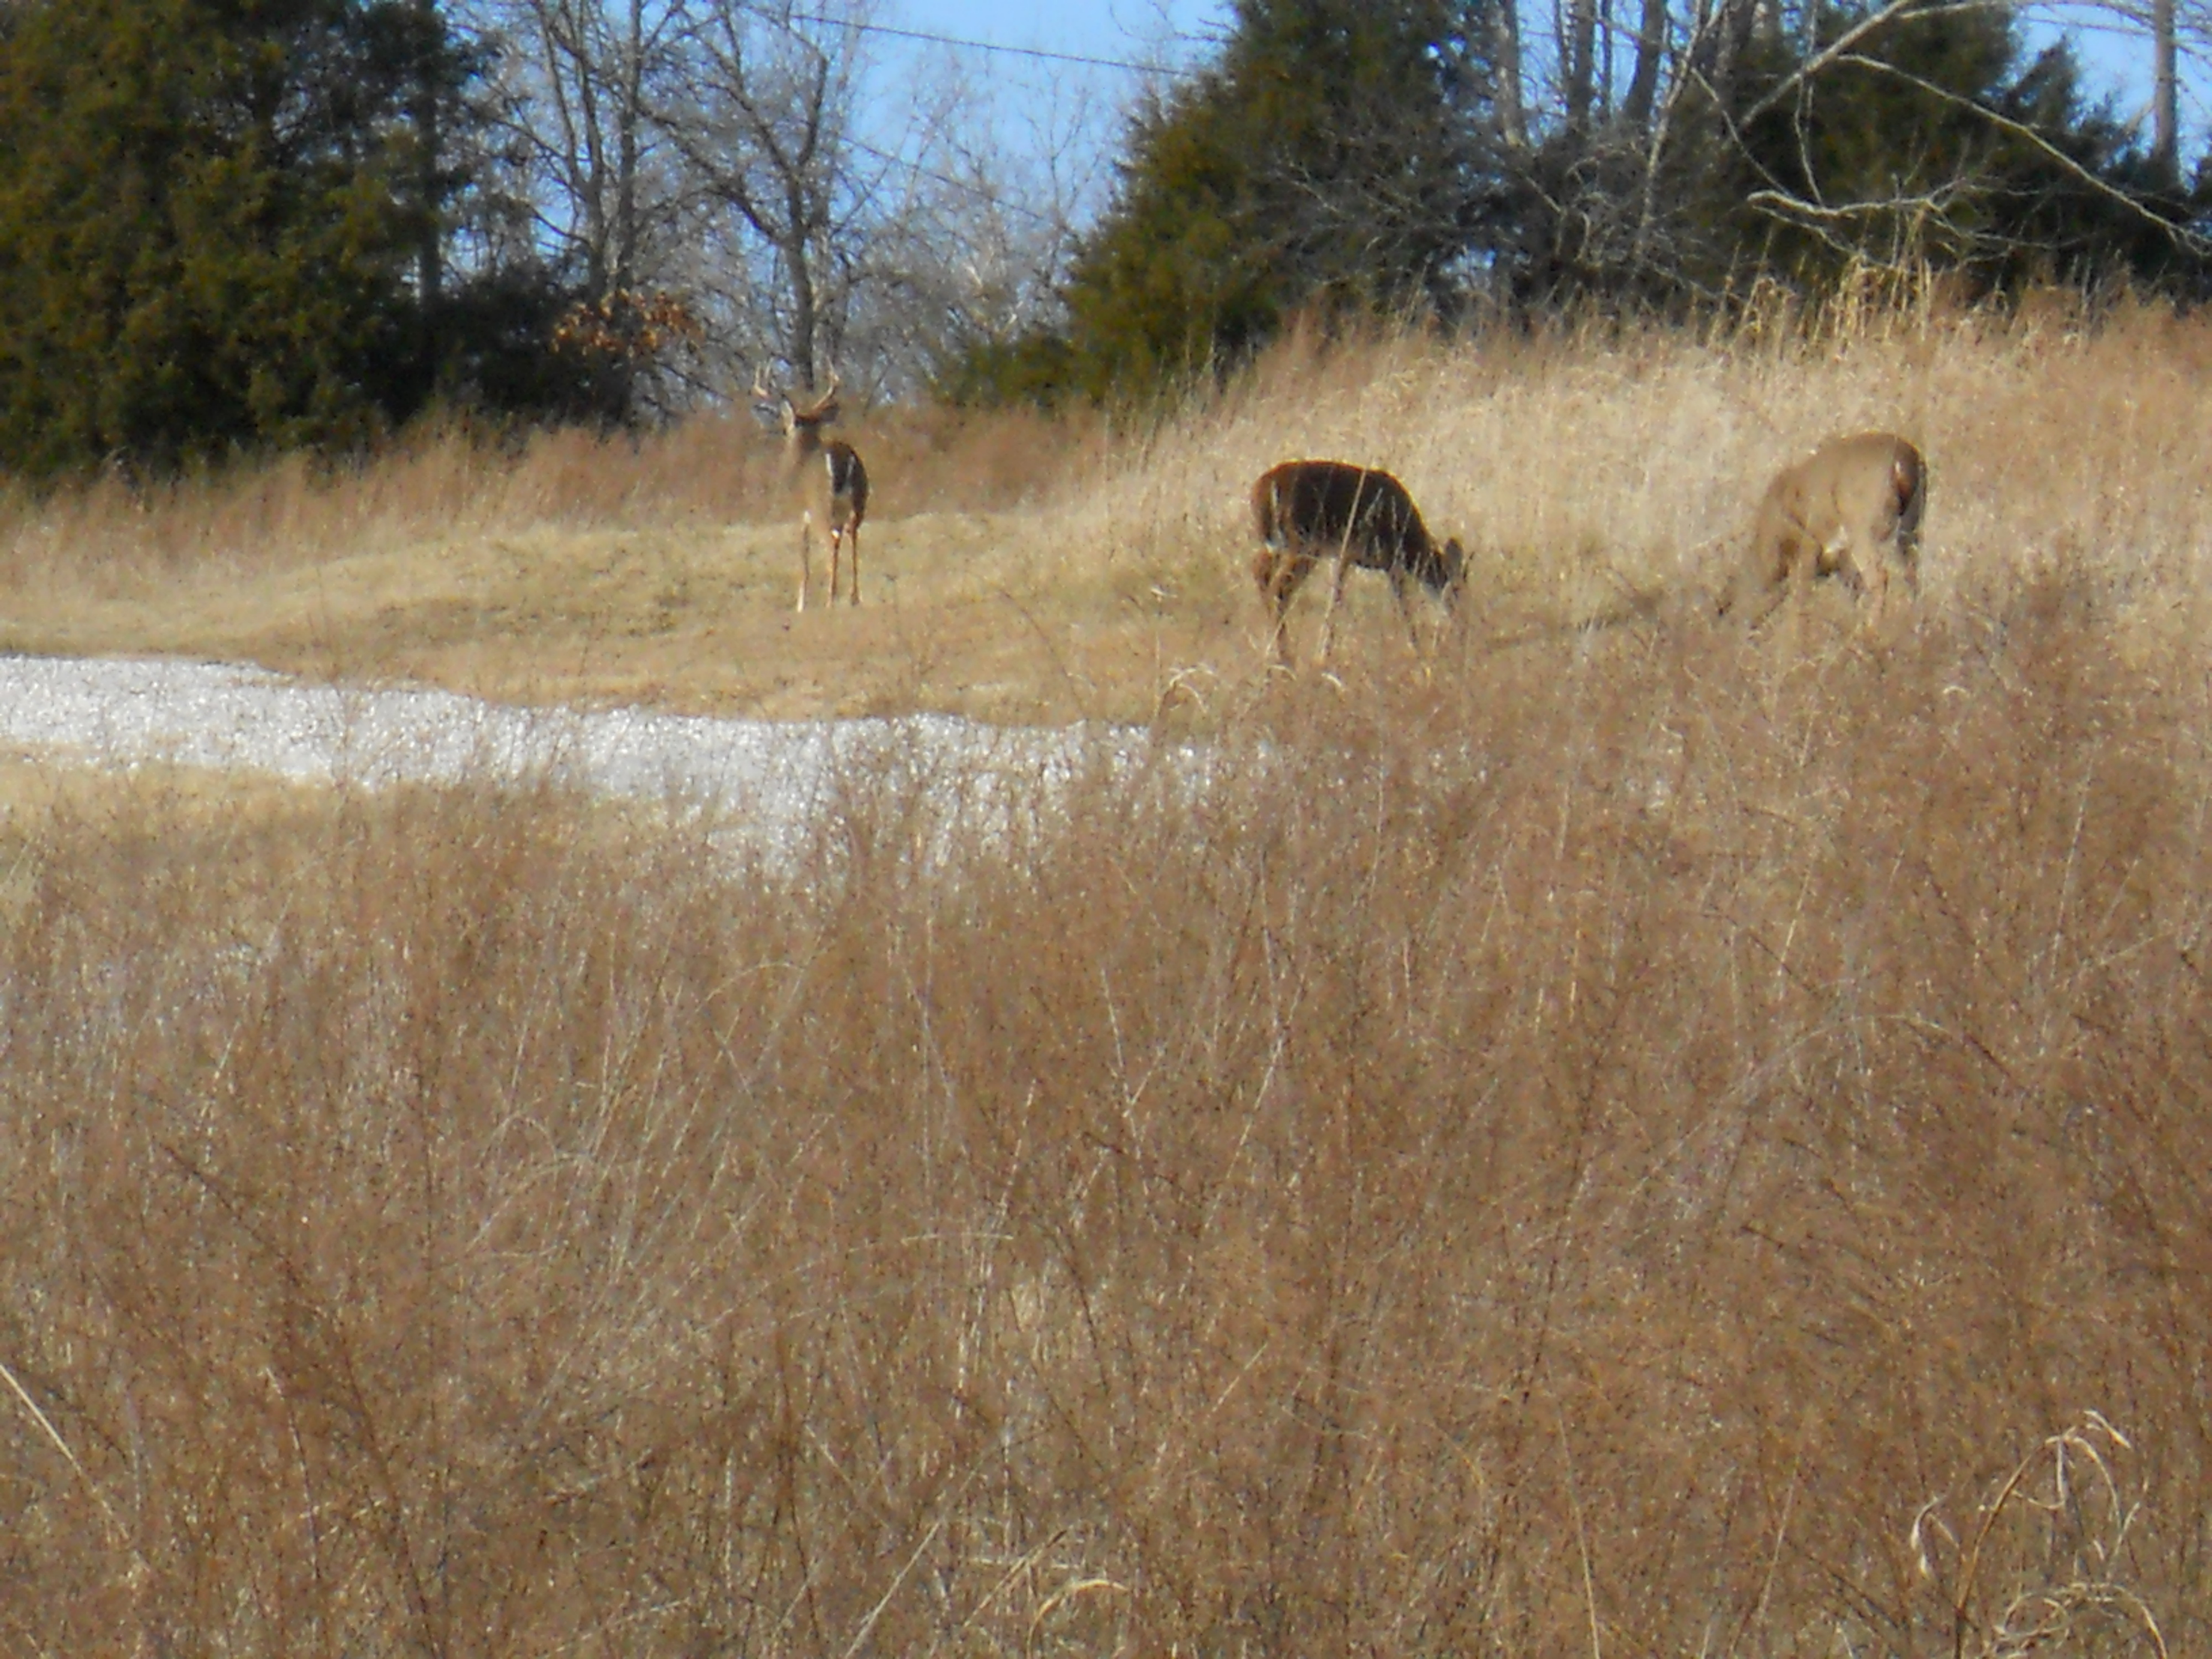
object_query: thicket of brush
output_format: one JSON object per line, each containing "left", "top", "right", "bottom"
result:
{"left": 0, "top": 570, "right": 2203, "bottom": 1653}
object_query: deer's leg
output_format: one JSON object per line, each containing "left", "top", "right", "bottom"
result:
{"left": 847, "top": 520, "right": 861, "bottom": 606}
{"left": 1275, "top": 570, "right": 1303, "bottom": 666}
{"left": 1319, "top": 550, "right": 1356, "bottom": 665}
{"left": 1255, "top": 548, "right": 1305, "bottom": 666}
{"left": 806, "top": 519, "right": 819, "bottom": 611}
{"left": 828, "top": 524, "right": 843, "bottom": 605}
{"left": 1860, "top": 549, "right": 1890, "bottom": 634}
{"left": 1893, "top": 467, "right": 1926, "bottom": 591}
{"left": 1787, "top": 531, "right": 1819, "bottom": 610}
{"left": 1389, "top": 568, "right": 1422, "bottom": 656}
{"left": 1776, "top": 531, "right": 1817, "bottom": 657}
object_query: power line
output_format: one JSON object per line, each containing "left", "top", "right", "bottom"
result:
{"left": 846, "top": 132, "right": 1068, "bottom": 225}
{"left": 790, "top": 12, "right": 1201, "bottom": 76}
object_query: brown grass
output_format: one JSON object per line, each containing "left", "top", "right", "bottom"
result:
{"left": 0, "top": 580, "right": 2206, "bottom": 1654}
{"left": 6, "top": 297, "right": 2211, "bottom": 724}
{"left": 3, "top": 302, "right": 2212, "bottom": 1653}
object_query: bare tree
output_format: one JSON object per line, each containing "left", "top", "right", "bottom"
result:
{"left": 1473, "top": 0, "right": 2212, "bottom": 306}
{"left": 468, "top": 0, "right": 706, "bottom": 415}
{"left": 1565, "top": 0, "right": 1600, "bottom": 129}
{"left": 847, "top": 65, "right": 1108, "bottom": 394}
{"left": 486, "top": 0, "right": 690, "bottom": 297}
{"left": 468, "top": 0, "right": 1122, "bottom": 403}
{"left": 1621, "top": 0, "right": 1669, "bottom": 128}
{"left": 655, "top": 0, "right": 892, "bottom": 393}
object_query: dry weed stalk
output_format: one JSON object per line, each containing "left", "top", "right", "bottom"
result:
{"left": 6, "top": 312, "right": 2212, "bottom": 1652}
{"left": 1, "top": 303, "right": 2211, "bottom": 724}
{"left": 1912, "top": 1415, "right": 2168, "bottom": 1659}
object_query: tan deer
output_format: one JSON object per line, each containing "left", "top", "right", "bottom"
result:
{"left": 755, "top": 371, "right": 870, "bottom": 611}
{"left": 1250, "top": 460, "right": 1467, "bottom": 668}
{"left": 1723, "top": 432, "right": 1926, "bottom": 629}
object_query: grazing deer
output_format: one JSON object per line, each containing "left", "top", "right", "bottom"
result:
{"left": 1723, "top": 432, "right": 1925, "bottom": 630}
{"left": 1250, "top": 460, "right": 1467, "bottom": 668}
{"left": 755, "top": 371, "right": 870, "bottom": 612}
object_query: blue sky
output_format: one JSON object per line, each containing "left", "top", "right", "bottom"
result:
{"left": 851, "top": 2, "right": 1230, "bottom": 227}
{"left": 2022, "top": 6, "right": 2207, "bottom": 148}
{"left": 893, "top": 1, "right": 1230, "bottom": 74}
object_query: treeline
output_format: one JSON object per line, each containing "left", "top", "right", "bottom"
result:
{"left": 968, "top": 0, "right": 2209, "bottom": 401}
{"left": 0, "top": 0, "right": 2204, "bottom": 477}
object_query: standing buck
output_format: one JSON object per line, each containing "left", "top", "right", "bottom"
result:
{"left": 1250, "top": 460, "right": 1466, "bottom": 668}
{"left": 1723, "top": 432, "right": 1925, "bottom": 629}
{"left": 755, "top": 372, "right": 869, "bottom": 611}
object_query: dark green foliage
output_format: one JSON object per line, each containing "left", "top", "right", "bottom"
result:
{"left": 927, "top": 332, "right": 1079, "bottom": 411}
{"left": 430, "top": 268, "right": 655, "bottom": 430}
{"left": 0, "top": 0, "right": 596, "bottom": 477}
{"left": 1006, "top": 0, "right": 1491, "bottom": 403}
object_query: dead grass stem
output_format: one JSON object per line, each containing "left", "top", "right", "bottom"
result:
{"left": 2, "top": 300, "right": 2209, "bottom": 725}
{"left": 3, "top": 301, "right": 2212, "bottom": 1650}
{"left": 0, "top": 559, "right": 2205, "bottom": 1652}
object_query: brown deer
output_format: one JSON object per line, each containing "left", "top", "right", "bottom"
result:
{"left": 1250, "top": 460, "right": 1467, "bottom": 668}
{"left": 755, "top": 371, "right": 870, "bottom": 612}
{"left": 1723, "top": 432, "right": 1925, "bottom": 630}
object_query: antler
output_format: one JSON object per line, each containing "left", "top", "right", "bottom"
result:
{"left": 793, "top": 368, "right": 841, "bottom": 422}
{"left": 753, "top": 363, "right": 843, "bottom": 419}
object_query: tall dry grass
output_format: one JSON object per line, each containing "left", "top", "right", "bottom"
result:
{"left": 3, "top": 299, "right": 2212, "bottom": 726}
{"left": 0, "top": 399, "right": 1103, "bottom": 594}
{"left": 1093, "top": 297, "right": 2212, "bottom": 637}
{"left": 0, "top": 566, "right": 2207, "bottom": 1652}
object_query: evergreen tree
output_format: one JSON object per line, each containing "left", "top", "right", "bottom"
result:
{"left": 1010, "top": 0, "right": 1492, "bottom": 401}
{"left": 0, "top": 0, "right": 485, "bottom": 474}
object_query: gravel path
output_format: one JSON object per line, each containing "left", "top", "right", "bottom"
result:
{"left": 0, "top": 653, "right": 1157, "bottom": 858}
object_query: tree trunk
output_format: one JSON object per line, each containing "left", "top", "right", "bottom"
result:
{"left": 409, "top": 0, "right": 444, "bottom": 307}
{"left": 1623, "top": 0, "right": 1668, "bottom": 128}
{"left": 1566, "top": 0, "right": 1598, "bottom": 131}
{"left": 2153, "top": 0, "right": 2178, "bottom": 186}
{"left": 1493, "top": 0, "right": 1530, "bottom": 149}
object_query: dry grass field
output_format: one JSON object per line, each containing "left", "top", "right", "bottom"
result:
{"left": 3, "top": 295, "right": 2205, "bottom": 724}
{"left": 2, "top": 301, "right": 2211, "bottom": 1655}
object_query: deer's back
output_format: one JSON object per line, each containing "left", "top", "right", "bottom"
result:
{"left": 1253, "top": 461, "right": 1432, "bottom": 568}
{"left": 1773, "top": 434, "right": 1919, "bottom": 536}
